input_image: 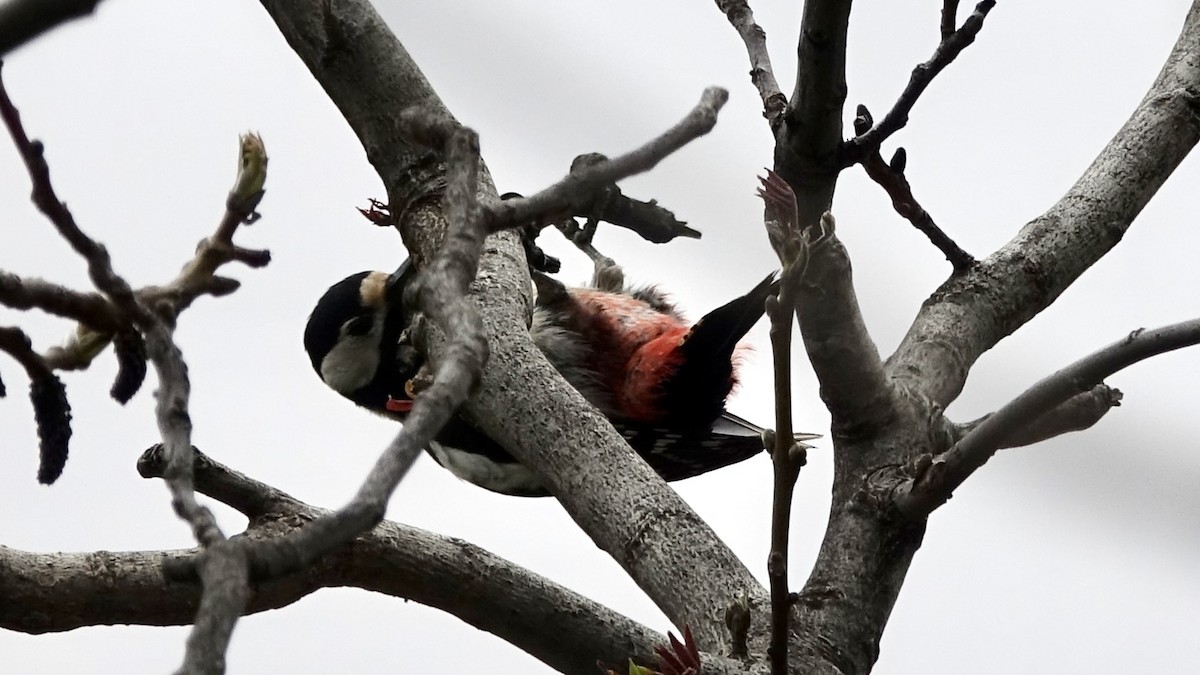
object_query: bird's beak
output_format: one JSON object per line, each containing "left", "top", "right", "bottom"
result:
{"left": 385, "top": 258, "right": 413, "bottom": 304}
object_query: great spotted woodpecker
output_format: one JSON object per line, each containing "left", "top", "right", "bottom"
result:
{"left": 303, "top": 259, "right": 817, "bottom": 496}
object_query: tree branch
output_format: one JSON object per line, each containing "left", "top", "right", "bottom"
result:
{"left": 777, "top": 0, "right": 852, "bottom": 227}
{"left": 0, "top": 272, "right": 122, "bottom": 331}
{"left": 0, "top": 63, "right": 149, "bottom": 327}
{"left": 896, "top": 320, "right": 1200, "bottom": 517}
{"left": 459, "top": 109, "right": 767, "bottom": 650}
{"left": 887, "top": 1, "right": 1200, "bottom": 407}
{"left": 758, "top": 171, "right": 894, "bottom": 440}
{"left": 844, "top": 0, "right": 996, "bottom": 164}
{"left": 940, "top": 0, "right": 961, "bottom": 40}
{"left": 165, "top": 110, "right": 491, "bottom": 618}
{"left": 2, "top": 63, "right": 279, "bottom": 673}
{"left": 715, "top": 0, "right": 787, "bottom": 126}
{"left": 0, "top": 0, "right": 102, "bottom": 57}
{"left": 579, "top": 184, "right": 701, "bottom": 243}
{"left": 948, "top": 384, "right": 1123, "bottom": 450}
{"left": 511, "top": 152, "right": 703, "bottom": 244}
{"left": 764, "top": 253, "right": 807, "bottom": 675}
{"left": 2, "top": 447, "right": 750, "bottom": 675}
{"left": 488, "top": 89, "right": 728, "bottom": 234}
{"left": 852, "top": 107, "right": 974, "bottom": 271}
{"left": 258, "top": 0, "right": 768, "bottom": 652}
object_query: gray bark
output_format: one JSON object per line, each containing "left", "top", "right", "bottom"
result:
{"left": 1, "top": 1, "right": 1198, "bottom": 673}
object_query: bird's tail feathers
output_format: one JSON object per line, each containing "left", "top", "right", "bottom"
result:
{"left": 714, "top": 411, "right": 821, "bottom": 445}
{"left": 684, "top": 273, "right": 779, "bottom": 359}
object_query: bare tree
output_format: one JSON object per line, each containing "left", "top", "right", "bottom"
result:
{"left": 1, "top": 1, "right": 1198, "bottom": 674}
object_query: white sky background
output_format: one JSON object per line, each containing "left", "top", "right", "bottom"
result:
{"left": 0, "top": 0, "right": 1197, "bottom": 672}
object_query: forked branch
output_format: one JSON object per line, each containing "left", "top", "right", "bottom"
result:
{"left": 852, "top": 105, "right": 974, "bottom": 270}
{"left": 488, "top": 88, "right": 728, "bottom": 233}
{"left": 0, "top": 59, "right": 288, "bottom": 675}
{"left": 949, "top": 384, "right": 1123, "bottom": 450}
{"left": 844, "top": 0, "right": 996, "bottom": 164}
{"left": 896, "top": 319, "right": 1200, "bottom": 518}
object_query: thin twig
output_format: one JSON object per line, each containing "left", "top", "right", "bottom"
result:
{"left": 141, "top": 133, "right": 270, "bottom": 318}
{"left": 555, "top": 152, "right": 701, "bottom": 243}
{"left": 766, "top": 293, "right": 801, "bottom": 675}
{"left": 896, "top": 319, "right": 1200, "bottom": 518}
{"left": 0, "top": 64, "right": 151, "bottom": 327}
{"left": 0, "top": 325, "right": 51, "bottom": 379}
{"left": 0, "top": 271, "right": 123, "bottom": 331}
{"left": 950, "top": 384, "right": 1123, "bottom": 449}
{"left": 852, "top": 106, "right": 974, "bottom": 271}
{"left": 1, "top": 67, "right": 275, "bottom": 673}
{"left": 715, "top": 0, "right": 787, "bottom": 126}
{"left": 844, "top": 0, "right": 996, "bottom": 164}
{"left": 487, "top": 88, "right": 728, "bottom": 233}
{"left": 155, "top": 133, "right": 266, "bottom": 675}
{"left": 757, "top": 170, "right": 816, "bottom": 675}
{"left": 170, "top": 109, "right": 490, "bottom": 589}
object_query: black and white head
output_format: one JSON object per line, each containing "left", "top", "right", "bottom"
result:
{"left": 303, "top": 261, "right": 422, "bottom": 416}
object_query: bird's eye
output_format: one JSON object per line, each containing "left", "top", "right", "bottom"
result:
{"left": 343, "top": 315, "right": 374, "bottom": 336}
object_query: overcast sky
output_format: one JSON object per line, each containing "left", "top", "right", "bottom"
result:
{"left": 1, "top": 1, "right": 1198, "bottom": 673}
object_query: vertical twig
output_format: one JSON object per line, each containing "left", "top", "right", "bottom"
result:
{"left": 765, "top": 284, "right": 804, "bottom": 675}
{"left": 757, "top": 170, "right": 817, "bottom": 674}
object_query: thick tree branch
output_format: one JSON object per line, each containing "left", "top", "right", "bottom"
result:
{"left": 715, "top": 0, "right": 787, "bottom": 126}
{"left": 752, "top": 6, "right": 1200, "bottom": 672}
{"left": 895, "top": 321, "right": 1200, "bottom": 517}
{"left": 259, "top": 0, "right": 453, "bottom": 225}
{"left": 459, "top": 108, "right": 766, "bottom": 650}
{"left": 888, "top": 2, "right": 1200, "bottom": 407}
{"left": 777, "top": 0, "right": 851, "bottom": 226}
{"left": 258, "top": 0, "right": 767, "bottom": 652}
{"left": 3, "top": 448, "right": 750, "bottom": 675}
{"left": 759, "top": 171, "right": 894, "bottom": 440}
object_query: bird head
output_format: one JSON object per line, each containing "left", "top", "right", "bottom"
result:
{"left": 303, "top": 260, "right": 422, "bottom": 417}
